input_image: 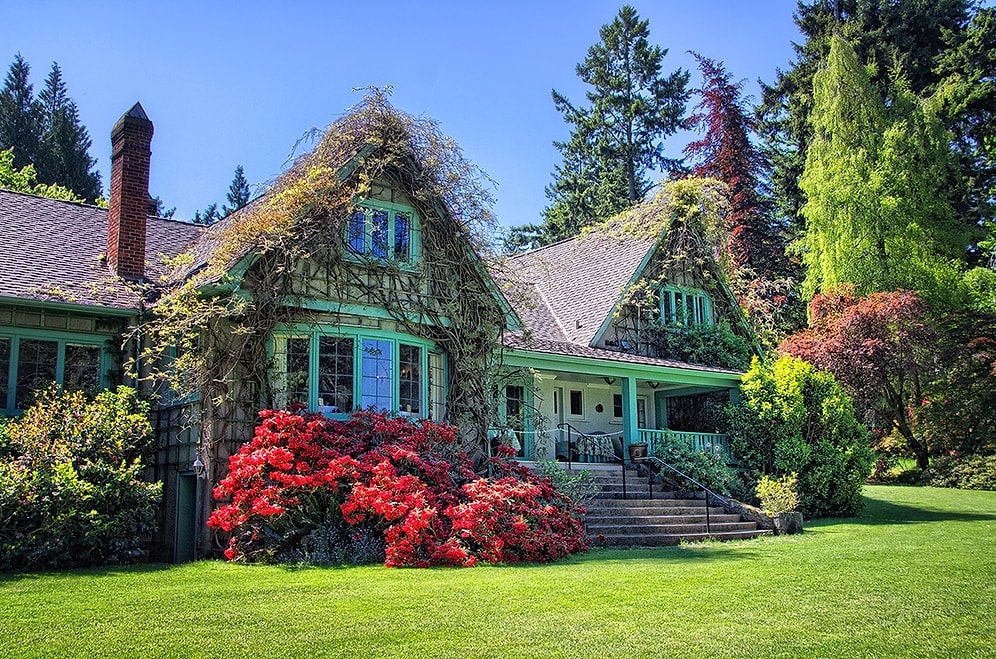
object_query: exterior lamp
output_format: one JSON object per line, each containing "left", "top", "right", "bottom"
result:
{"left": 647, "top": 381, "right": 659, "bottom": 390}
{"left": 603, "top": 377, "right": 616, "bottom": 385}
{"left": 192, "top": 458, "right": 207, "bottom": 479}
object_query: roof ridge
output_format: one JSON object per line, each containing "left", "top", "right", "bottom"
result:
{"left": 505, "top": 234, "right": 579, "bottom": 260}
{"left": 531, "top": 281, "right": 572, "bottom": 342}
{"left": 0, "top": 187, "right": 103, "bottom": 211}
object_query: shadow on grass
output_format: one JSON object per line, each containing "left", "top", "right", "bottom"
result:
{"left": 806, "top": 492, "right": 996, "bottom": 528}
{"left": 0, "top": 561, "right": 179, "bottom": 585}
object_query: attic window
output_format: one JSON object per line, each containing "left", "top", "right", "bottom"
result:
{"left": 659, "top": 286, "right": 712, "bottom": 326}
{"left": 346, "top": 201, "right": 417, "bottom": 261}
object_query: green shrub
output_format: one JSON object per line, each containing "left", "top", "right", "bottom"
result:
{"left": 926, "top": 454, "right": 996, "bottom": 490}
{"left": 0, "top": 386, "right": 161, "bottom": 571}
{"left": 650, "top": 434, "right": 739, "bottom": 497}
{"left": 726, "top": 356, "right": 873, "bottom": 517}
{"left": 756, "top": 473, "right": 800, "bottom": 514}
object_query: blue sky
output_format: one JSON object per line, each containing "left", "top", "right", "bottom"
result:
{"left": 2, "top": 1, "right": 801, "bottom": 231}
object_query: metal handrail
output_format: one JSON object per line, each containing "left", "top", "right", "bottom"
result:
{"left": 557, "top": 422, "right": 627, "bottom": 499}
{"left": 644, "top": 455, "right": 731, "bottom": 534}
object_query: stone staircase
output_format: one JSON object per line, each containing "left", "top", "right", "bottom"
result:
{"left": 544, "top": 462, "right": 772, "bottom": 547}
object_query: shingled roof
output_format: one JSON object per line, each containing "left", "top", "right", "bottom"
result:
{"left": 499, "top": 217, "right": 742, "bottom": 375}
{"left": 0, "top": 189, "right": 202, "bottom": 310}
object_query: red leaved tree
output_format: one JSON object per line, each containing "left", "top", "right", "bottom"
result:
{"left": 780, "top": 286, "right": 936, "bottom": 468}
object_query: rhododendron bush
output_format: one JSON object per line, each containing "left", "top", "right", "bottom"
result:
{"left": 208, "top": 410, "right": 589, "bottom": 566}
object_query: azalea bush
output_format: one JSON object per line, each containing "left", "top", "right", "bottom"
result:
{"left": 0, "top": 386, "right": 161, "bottom": 571}
{"left": 208, "top": 410, "right": 589, "bottom": 567}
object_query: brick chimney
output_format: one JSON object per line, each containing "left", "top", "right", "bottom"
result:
{"left": 107, "top": 102, "right": 153, "bottom": 280}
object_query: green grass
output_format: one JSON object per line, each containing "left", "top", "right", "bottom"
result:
{"left": 2, "top": 485, "right": 995, "bottom": 658}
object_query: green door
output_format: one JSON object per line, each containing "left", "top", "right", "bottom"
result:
{"left": 174, "top": 473, "right": 197, "bottom": 563}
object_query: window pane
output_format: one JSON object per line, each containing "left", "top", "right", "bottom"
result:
{"left": 569, "top": 389, "right": 583, "bottom": 416}
{"left": 428, "top": 351, "right": 445, "bottom": 421}
{"left": 371, "top": 210, "right": 388, "bottom": 259}
{"left": 0, "top": 338, "right": 9, "bottom": 405}
{"left": 661, "top": 291, "right": 673, "bottom": 323}
{"left": 274, "top": 337, "right": 310, "bottom": 408}
{"left": 613, "top": 393, "right": 623, "bottom": 418}
{"left": 16, "top": 339, "right": 57, "bottom": 408}
{"left": 394, "top": 213, "right": 411, "bottom": 260}
{"left": 361, "top": 339, "right": 392, "bottom": 411}
{"left": 399, "top": 344, "right": 421, "bottom": 415}
{"left": 64, "top": 344, "right": 101, "bottom": 395}
{"left": 348, "top": 210, "right": 366, "bottom": 254}
{"left": 318, "top": 337, "right": 354, "bottom": 414}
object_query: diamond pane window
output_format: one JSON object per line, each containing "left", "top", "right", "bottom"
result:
{"left": 64, "top": 344, "right": 101, "bottom": 395}
{"left": 0, "top": 338, "right": 9, "bottom": 405}
{"left": 399, "top": 343, "right": 421, "bottom": 415}
{"left": 348, "top": 210, "right": 366, "bottom": 254}
{"left": 361, "top": 339, "right": 393, "bottom": 411}
{"left": 394, "top": 213, "right": 411, "bottom": 260}
{"left": 318, "top": 337, "right": 354, "bottom": 414}
{"left": 370, "top": 210, "right": 389, "bottom": 259}
{"left": 16, "top": 339, "right": 57, "bottom": 408}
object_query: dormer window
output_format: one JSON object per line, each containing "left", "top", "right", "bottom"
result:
{"left": 660, "top": 286, "right": 712, "bottom": 326}
{"left": 347, "top": 201, "right": 416, "bottom": 261}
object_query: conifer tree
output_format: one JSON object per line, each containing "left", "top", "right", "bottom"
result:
{"left": 0, "top": 54, "right": 41, "bottom": 172}
{"left": 799, "top": 34, "right": 969, "bottom": 306}
{"left": 37, "top": 63, "right": 100, "bottom": 201}
{"left": 222, "top": 165, "right": 250, "bottom": 216}
{"left": 508, "top": 5, "right": 689, "bottom": 248}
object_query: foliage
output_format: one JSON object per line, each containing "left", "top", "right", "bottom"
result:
{"left": 925, "top": 453, "right": 996, "bottom": 491}
{"left": 0, "top": 148, "right": 83, "bottom": 201}
{"left": 208, "top": 409, "right": 589, "bottom": 567}
{"left": 755, "top": 473, "right": 800, "bottom": 514}
{"left": 756, "top": 0, "right": 977, "bottom": 230}
{"left": 643, "top": 318, "right": 751, "bottom": 371}
{"left": 798, "top": 34, "right": 970, "bottom": 306}
{"left": 0, "top": 386, "right": 160, "bottom": 571}
{"left": 537, "top": 459, "right": 599, "bottom": 509}
{"left": 223, "top": 164, "right": 251, "bottom": 216}
{"left": 726, "top": 355, "right": 872, "bottom": 517}
{"left": 508, "top": 5, "right": 689, "bottom": 247}
{"left": 649, "top": 434, "right": 738, "bottom": 497}
{"left": 781, "top": 286, "right": 937, "bottom": 468}
{"left": 0, "top": 55, "right": 101, "bottom": 201}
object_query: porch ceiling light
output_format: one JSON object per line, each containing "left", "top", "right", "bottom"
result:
{"left": 603, "top": 377, "right": 616, "bottom": 386}
{"left": 647, "top": 381, "right": 659, "bottom": 389}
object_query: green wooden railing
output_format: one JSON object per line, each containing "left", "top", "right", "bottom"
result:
{"left": 636, "top": 429, "right": 733, "bottom": 463}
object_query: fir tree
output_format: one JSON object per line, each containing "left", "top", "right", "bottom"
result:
{"left": 37, "top": 63, "right": 101, "bottom": 201}
{"left": 222, "top": 165, "right": 250, "bottom": 216}
{"left": 0, "top": 53, "right": 42, "bottom": 172}
{"left": 508, "top": 5, "right": 689, "bottom": 247}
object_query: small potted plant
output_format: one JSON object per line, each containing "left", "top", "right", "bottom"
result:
{"left": 756, "top": 473, "right": 803, "bottom": 534}
{"left": 628, "top": 441, "right": 648, "bottom": 464}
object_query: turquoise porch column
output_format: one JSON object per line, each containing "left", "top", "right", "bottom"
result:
{"left": 621, "top": 376, "right": 638, "bottom": 459}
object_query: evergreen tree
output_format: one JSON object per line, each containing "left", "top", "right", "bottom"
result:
{"left": 799, "top": 34, "right": 970, "bottom": 306}
{"left": 222, "top": 165, "right": 250, "bottom": 216}
{"left": 36, "top": 63, "right": 101, "bottom": 201}
{"left": 0, "top": 54, "right": 42, "bottom": 172}
{"left": 757, "top": 0, "right": 975, "bottom": 230}
{"left": 192, "top": 203, "right": 220, "bottom": 226}
{"left": 508, "top": 5, "right": 689, "bottom": 248}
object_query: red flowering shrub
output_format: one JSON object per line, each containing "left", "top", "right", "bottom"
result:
{"left": 208, "top": 410, "right": 589, "bottom": 566}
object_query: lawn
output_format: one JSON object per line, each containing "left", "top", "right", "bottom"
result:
{"left": 1, "top": 485, "right": 994, "bottom": 658}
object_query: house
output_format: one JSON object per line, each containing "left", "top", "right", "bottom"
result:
{"left": 0, "top": 101, "right": 757, "bottom": 562}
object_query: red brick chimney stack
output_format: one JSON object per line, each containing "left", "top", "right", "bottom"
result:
{"left": 107, "top": 102, "right": 153, "bottom": 280}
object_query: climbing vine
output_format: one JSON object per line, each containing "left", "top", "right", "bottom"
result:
{"left": 137, "top": 90, "right": 517, "bottom": 480}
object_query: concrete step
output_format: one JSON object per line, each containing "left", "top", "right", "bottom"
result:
{"left": 597, "top": 529, "right": 772, "bottom": 547}
{"left": 586, "top": 513, "right": 743, "bottom": 525}
{"left": 588, "top": 521, "right": 760, "bottom": 535}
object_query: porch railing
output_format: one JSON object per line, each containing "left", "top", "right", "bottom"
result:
{"left": 637, "top": 429, "right": 734, "bottom": 464}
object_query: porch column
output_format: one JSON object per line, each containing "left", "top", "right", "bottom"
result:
{"left": 621, "top": 376, "right": 638, "bottom": 459}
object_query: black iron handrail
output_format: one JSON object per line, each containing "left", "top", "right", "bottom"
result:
{"left": 557, "top": 422, "right": 627, "bottom": 499}
{"left": 645, "top": 455, "right": 731, "bottom": 534}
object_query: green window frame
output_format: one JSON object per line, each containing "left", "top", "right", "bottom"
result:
{"left": 0, "top": 330, "right": 110, "bottom": 413}
{"left": 271, "top": 328, "right": 443, "bottom": 420}
{"left": 659, "top": 286, "right": 712, "bottom": 326}
{"left": 346, "top": 200, "right": 418, "bottom": 263}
